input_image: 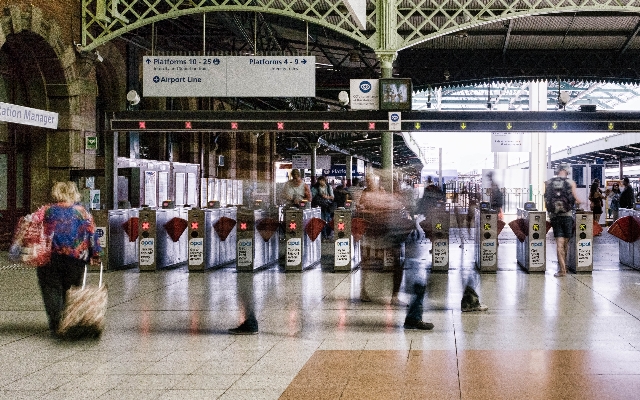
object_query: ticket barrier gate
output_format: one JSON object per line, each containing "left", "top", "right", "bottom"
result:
{"left": 475, "top": 202, "right": 498, "bottom": 272}
{"left": 185, "top": 207, "right": 238, "bottom": 271}
{"left": 332, "top": 208, "right": 361, "bottom": 271}
{"left": 138, "top": 207, "right": 189, "bottom": 271}
{"left": 90, "top": 208, "right": 140, "bottom": 271}
{"left": 568, "top": 210, "right": 594, "bottom": 273}
{"left": 516, "top": 203, "right": 547, "bottom": 273}
{"left": 618, "top": 208, "right": 640, "bottom": 268}
{"left": 236, "top": 207, "right": 280, "bottom": 271}
{"left": 284, "top": 207, "right": 322, "bottom": 271}
{"left": 428, "top": 209, "right": 450, "bottom": 272}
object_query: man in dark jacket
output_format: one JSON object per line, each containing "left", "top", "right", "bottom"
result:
{"left": 620, "top": 177, "right": 635, "bottom": 209}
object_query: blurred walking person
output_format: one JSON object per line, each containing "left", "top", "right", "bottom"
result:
{"left": 37, "top": 182, "right": 102, "bottom": 336}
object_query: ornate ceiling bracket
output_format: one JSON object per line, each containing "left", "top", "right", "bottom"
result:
{"left": 81, "top": 0, "right": 377, "bottom": 52}
{"left": 395, "top": 0, "right": 640, "bottom": 50}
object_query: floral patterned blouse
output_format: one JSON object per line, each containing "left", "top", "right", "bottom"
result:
{"left": 40, "top": 203, "right": 101, "bottom": 261}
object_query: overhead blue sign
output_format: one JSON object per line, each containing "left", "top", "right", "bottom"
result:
{"left": 322, "top": 164, "right": 363, "bottom": 177}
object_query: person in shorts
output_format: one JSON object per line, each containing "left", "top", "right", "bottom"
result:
{"left": 545, "top": 164, "right": 581, "bottom": 277}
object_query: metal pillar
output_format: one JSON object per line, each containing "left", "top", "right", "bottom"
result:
{"left": 310, "top": 143, "right": 318, "bottom": 185}
{"left": 378, "top": 51, "right": 396, "bottom": 193}
{"left": 529, "top": 81, "right": 548, "bottom": 203}
{"left": 346, "top": 155, "right": 353, "bottom": 186}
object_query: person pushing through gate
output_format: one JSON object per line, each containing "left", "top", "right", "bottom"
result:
{"left": 545, "top": 164, "right": 581, "bottom": 277}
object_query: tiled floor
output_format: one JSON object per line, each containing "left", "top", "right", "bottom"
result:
{"left": 1, "top": 227, "right": 640, "bottom": 399}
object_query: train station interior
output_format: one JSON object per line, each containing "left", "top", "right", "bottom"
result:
{"left": 4, "top": 1, "right": 640, "bottom": 399}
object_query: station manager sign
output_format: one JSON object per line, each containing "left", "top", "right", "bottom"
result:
{"left": 0, "top": 102, "right": 58, "bottom": 129}
{"left": 143, "top": 56, "right": 315, "bottom": 97}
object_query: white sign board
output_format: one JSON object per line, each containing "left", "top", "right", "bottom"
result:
{"left": 432, "top": 239, "right": 448, "bottom": 267}
{"left": 96, "top": 227, "right": 107, "bottom": 249}
{"left": 188, "top": 238, "right": 204, "bottom": 266}
{"left": 334, "top": 238, "right": 350, "bottom": 267}
{"left": 237, "top": 238, "right": 253, "bottom": 268}
{"left": 389, "top": 112, "right": 401, "bottom": 131}
{"left": 481, "top": 240, "right": 497, "bottom": 266}
{"left": 491, "top": 132, "right": 531, "bottom": 152}
{"left": 292, "top": 154, "right": 311, "bottom": 169}
{"left": 144, "top": 171, "right": 157, "bottom": 208}
{"left": 139, "top": 238, "right": 155, "bottom": 266}
{"left": 350, "top": 79, "right": 379, "bottom": 110}
{"left": 577, "top": 239, "right": 593, "bottom": 267}
{"left": 0, "top": 101, "right": 58, "bottom": 129}
{"left": 529, "top": 239, "right": 544, "bottom": 268}
{"left": 357, "top": 159, "right": 365, "bottom": 172}
{"left": 317, "top": 155, "right": 331, "bottom": 170}
{"left": 143, "top": 56, "right": 315, "bottom": 97}
{"left": 227, "top": 56, "right": 315, "bottom": 97}
{"left": 143, "top": 56, "right": 227, "bottom": 97}
{"left": 286, "top": 238, "right": 302, "bottom": 266}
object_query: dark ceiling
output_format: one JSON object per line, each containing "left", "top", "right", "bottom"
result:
{"left": 118, "top": 10, "right": 640, "bottom": 172}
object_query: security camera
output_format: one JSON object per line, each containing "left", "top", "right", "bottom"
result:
{"left": 126, "top": 90, "right": 140, "bottom": 106}
{"left": 338, "top": 91, "right": 349, "bottom": 106}
{"left": 558, "top": 91, "right": 570, "bottom": 107}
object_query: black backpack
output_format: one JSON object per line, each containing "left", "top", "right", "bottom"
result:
{"left": 545, "top": 177, "right": 575, "bottom": 213}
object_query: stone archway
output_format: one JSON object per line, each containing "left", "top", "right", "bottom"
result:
{"left": 0, "top": 6, "right": 123, "bottom": 212}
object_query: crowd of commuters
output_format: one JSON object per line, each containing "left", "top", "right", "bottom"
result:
{"left": 29, "top": 171, "right": 640, "bottom": 339}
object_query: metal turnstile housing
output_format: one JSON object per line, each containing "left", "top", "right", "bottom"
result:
{"left": 138, "top": 207, "right": 189, "bottom": 271}
{"left": 475, "top": 204, "right": 499, "bottom": 272}
{"left": 284, "top": 207, "right": 321, "bottom": 271}
{"left": 429, "top": 209, "right": 450, "bottom": 272}
{"left": 516, "top": 208, "right": 547, "bottom": 273}
{"left": 333, "top": 208, "right": 362, "bottom": 271}
{"left": 568, "top": 210, "right": 594, "bottom": 273}
{"left": 618, "top": 208, "right": 638, "bottom": 269}
{"left": 236, "top": 207, "right": 280, "bottom": 271}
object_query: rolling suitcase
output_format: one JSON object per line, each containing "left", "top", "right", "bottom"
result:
{"left": 57, "top": 263, "right": 108, "bottom": 338}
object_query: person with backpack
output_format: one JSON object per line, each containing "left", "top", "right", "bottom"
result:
{"left": 545, "top": 164, "right": 581, "bottom": 277}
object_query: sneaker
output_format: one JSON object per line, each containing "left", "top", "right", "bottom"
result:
{"left": 462, "top": 303, "right": 489, "bottom": 312}
{"left": 229, "top": 322, "right": 258, "bottom": 335}
{"left": 404, "top": 320, "right": 434, "bottom": 330}
{"left": 360, "top": 291, "right": 371, "bottom": 302}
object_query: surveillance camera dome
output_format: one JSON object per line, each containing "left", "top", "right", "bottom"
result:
{"left": 559, "top": 91, "right": 570, "bottom": 105}
{"left": 126, "top": 90, "right": 140, "bottom": 105}
{"left": 338, "top": 91, "right": 349, "bottom": 106}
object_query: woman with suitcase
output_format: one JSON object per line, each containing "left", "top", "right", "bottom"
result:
{"left": 36, "top": 181, "right": 102, "bottom": 337}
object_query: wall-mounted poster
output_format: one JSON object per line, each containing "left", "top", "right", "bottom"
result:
{"left": 144, "top": 170, "right": 157, "bottom": 207}
{"left": 175, "top": 172, "right": 185, "bottom": 205}
{"left": 158, "top": 171, "right": 169, "bottom": 203}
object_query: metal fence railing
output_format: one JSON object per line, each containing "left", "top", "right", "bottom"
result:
{"left": 442, "top": 182, "right": 546, "bottom": 214}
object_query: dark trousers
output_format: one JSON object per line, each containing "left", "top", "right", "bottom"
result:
{"left": 36, "top": 254, "right": 85, "bottom": 332}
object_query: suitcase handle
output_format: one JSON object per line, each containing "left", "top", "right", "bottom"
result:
{"left": 82, "top": 262, "right": 104, "bottom": 289}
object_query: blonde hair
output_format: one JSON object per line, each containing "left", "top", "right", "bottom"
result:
{"left": 51, "top": 181, "right": 81, "bottom": 203}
